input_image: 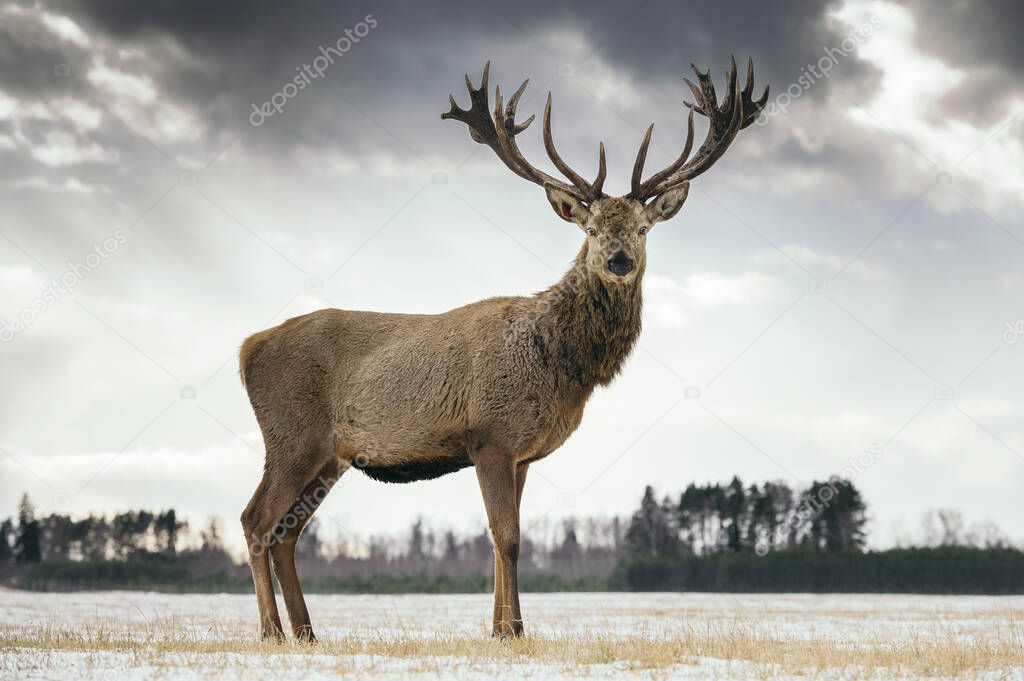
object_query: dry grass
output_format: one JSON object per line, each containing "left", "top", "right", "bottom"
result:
{"left": 2, "top": 617, "right": 1022, "bottom": 679}
{"left": 2, "top": 593, "right": 1022, "bottom": 679}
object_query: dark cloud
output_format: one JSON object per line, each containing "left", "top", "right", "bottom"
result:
{"left": 904, "top": 0, "right": 1024, "bottom": 126}
{"left": 906, "top": 0, "right": 1024, "bottom": 71}
{"left": 0, "top": 0, "right": 1020, "bottom": 199}
{"left": 0, "top": 20, "right": 64, "bottom": 92}
{"left": 2, "top": 0, "right": 874, "bottom": 155}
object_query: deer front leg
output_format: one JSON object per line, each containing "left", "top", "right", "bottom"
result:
{"left": 489, "top": 462, "right": 528, "bottom": 630}
{"left": 474, "top": 455, "right": 523, "bottom": 638}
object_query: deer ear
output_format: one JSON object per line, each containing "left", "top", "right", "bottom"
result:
{"left": 544, "top": 184, "right": 590, "bottom": 226}
{"left": 644, "top": 183, "right": 690, "bottom": 225}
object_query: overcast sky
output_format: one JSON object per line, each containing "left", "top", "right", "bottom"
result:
{"left": 1, "top": 0, "right": 1023, "bottom": 553}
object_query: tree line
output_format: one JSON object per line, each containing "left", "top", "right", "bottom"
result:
{"left": 2, "top": 475, "right": 1020, "bottom": 594}
{"left": 624, "top": 476, "right": 869, "bottom": 557}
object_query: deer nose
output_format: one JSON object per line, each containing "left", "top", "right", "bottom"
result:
{"left": 607, "top": 251, "right": 634, "bottom": 276}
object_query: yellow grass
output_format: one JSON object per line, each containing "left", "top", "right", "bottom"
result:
{"left": 3, "top": 617, "right": 1022, "bottom": 679}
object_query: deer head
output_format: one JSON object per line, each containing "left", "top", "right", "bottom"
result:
{"left": 443, "top": 59, "right": 769, "bottom": 284}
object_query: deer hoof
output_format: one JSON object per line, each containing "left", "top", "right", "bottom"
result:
{"left": 260, "top": 627, "right": 286, "bottom": 644}
{"left": 295, "top": 626, "right": 317, "bottom": 644}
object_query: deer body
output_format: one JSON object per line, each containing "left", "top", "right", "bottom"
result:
{"left": 243, "top": 244, "right": 640, "bottom": 485}
{"left": 240, "top": 60, "right": 766, "bottom": 642}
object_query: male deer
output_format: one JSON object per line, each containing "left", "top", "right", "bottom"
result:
{"left": 240, "top": 59, "right": 767, "bottom": 641}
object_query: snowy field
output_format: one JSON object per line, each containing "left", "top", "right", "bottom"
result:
{"left": 1, "top": 590, "right": 1022, "bottom": 680}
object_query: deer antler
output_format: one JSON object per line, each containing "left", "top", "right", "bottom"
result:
{"left": 629, "top": 56, "right": 769, "bottom": 201}
{"left": 442, "top": 62, "right": 607, "bottom": 202}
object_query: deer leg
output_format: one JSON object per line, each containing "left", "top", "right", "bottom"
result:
{"left": 241, "top": 474, "right": 284, "bottom": 641}
{"left": 488, "top": 462, "right": 530, "bottom": 632}
{"left": 505, "top": 462, "right": 528, "bottom": 629}
{"left": 516, "top": 462, "right": 529, "bottom": 510}
{"left": 491, "top": 541, "right": 505, "bottom": 635}
{"left": 241, "top": 456, "right": 327, "bottom": 641}
{"left": 475, "top": 455, "right": 522, "bottom": 638}
{"left": 269, "top": 458, "right": 344, "bottom": 643}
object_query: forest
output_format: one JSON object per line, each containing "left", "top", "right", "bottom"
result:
{"left": 2, "top": 476, "right": 1021, "bottom": 594}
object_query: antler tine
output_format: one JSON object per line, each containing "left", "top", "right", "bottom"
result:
{"left": 543, "top": 93, "right": 603, "bottom": 201}
{"left": 692, "top": 62, "right": 718, "bottom": 113}
{"left": 683, "top": 76, "right": 705, "bottom": 116}
{"left": 720, "top": 55, "right": 739, "bottom": 114}
{"left": 740, "top": 56, "right": 770, "bottom": 127}
{"left": 507, "top": 78, "right": 535, "bottom": 135}
{"left": 629, "top": 124, "right": 654, "bottom": 197}
{"left": 744, "top": 55, "right": 754, "bottom": 97}
{"left": 593, "top": 142, "right": 607, "bottom": 196}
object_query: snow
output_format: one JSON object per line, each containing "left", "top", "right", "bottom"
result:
{"left": 1, "top": 591, "right": 1021, "bottom": 680}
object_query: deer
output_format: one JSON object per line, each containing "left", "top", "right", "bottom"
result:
{"left": 239, "top": 58, "right": 767, "bottom": 642}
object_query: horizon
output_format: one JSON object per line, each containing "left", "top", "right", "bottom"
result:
{"left": 4, "top": 470, "right": 1014, "bottom": 560}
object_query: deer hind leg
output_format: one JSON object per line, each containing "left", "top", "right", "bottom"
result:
{"left": 241, "top": 450, "right": 329, "bottom": 641}
{"left": 269, "top": 457, "right": 344, "bottom": 643}
{"left": 475, "top": 454, "right": 523, "bottom": 638}
{"left": 241, "top": 474, "right": 284, "bottom": 641}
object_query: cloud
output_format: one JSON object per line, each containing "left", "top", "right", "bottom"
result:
{"left": 29, "top": 129, "right": 116, "bottom": 166}
{"left": 0, "top": 263, "right": 39, "bottom": 296}
{"left": 37, "top": 8, "right": 91, "bottom": 47}
{"left": 87, "top": 59, "right": 158, "bottom": 103}
{"left": 901, "top": 0, "right": 1024, "bottom": 125}
{"left": 645, "top": 271, "right": 787, "bottom": 328}
{"left": 832, "top": 0, "right": 1024, "bottom": 218}
{"left": 754, "top": 244, "right": 883, "bottom": 279}
{"left": 11, "top": 175, "right": 95, "bottom": 194}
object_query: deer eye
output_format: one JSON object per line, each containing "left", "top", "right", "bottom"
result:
{"left": 587, "top": 227, "right": 597, "bottom": 236}
{"left": 638, "top": 226, "right": 648, "bottom": 235}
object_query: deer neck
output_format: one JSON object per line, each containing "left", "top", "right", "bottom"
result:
{"left": 534, "top": 245, "right": 643, "bottom": 391}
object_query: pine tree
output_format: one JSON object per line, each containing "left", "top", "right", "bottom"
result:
{"left": 722, "top": 476, "right": 746, "bottom": 552}
{"left": 801, "top": 479, "right": 867, "bottom": 552}
{"left": 40, "top": 514, "right": 75, "bottom": 561}
{"left": 677, "top": 484, "right": 701, "bottom": 552}
{"left": 78, "top": 515, "right": 110, "bottom": 561}
{"left": 154, "top": 509, "right": 186, "bottom": 557}
{"left": 625, "top": 486, "right": 679, "bottom": 556}
{"left": 14, "top": 493, "right": 41, "bottom": 563}
{"left": 0, "top": 518, "right": 13, "bottom": 563}
{"left": 200, "top": 517, "right": 224, "bottom": 550}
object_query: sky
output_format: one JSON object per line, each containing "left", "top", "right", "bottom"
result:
{"left": 1, "top": 0, "right": 1023, "bottom": 553}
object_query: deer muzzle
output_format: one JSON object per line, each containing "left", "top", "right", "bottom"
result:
{"left": 607, "top": 251, "right": 634, "bottom": 276}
